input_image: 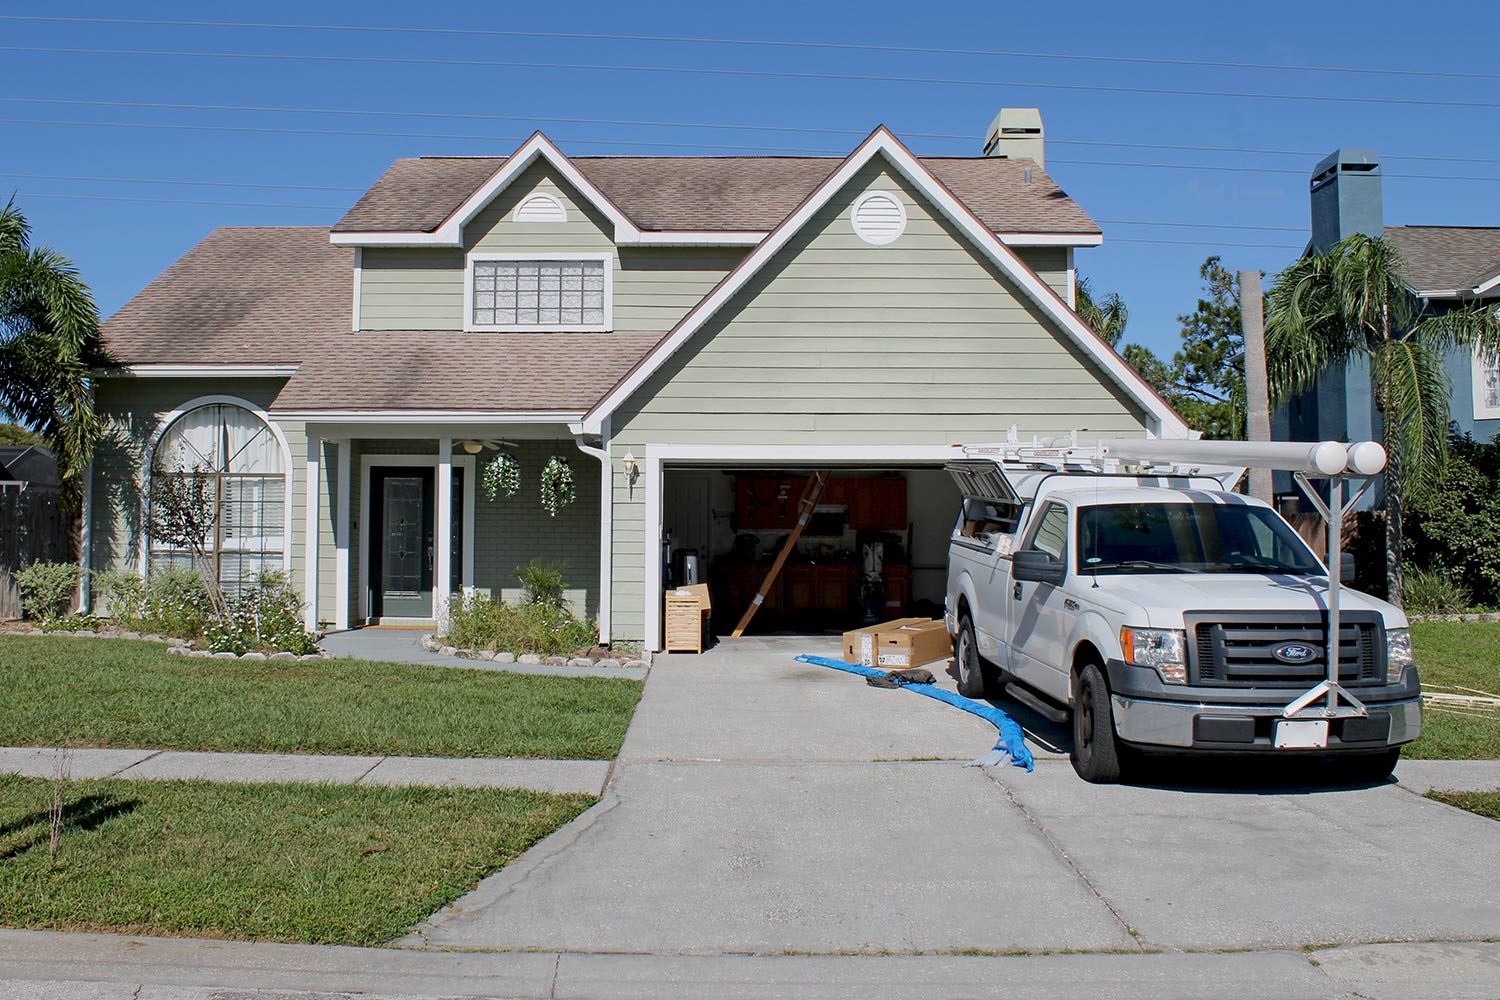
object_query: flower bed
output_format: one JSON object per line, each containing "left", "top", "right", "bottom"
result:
{"left": 418, "top": 631, "right": 647, "bottom": 668}
{"left": 0, "top": 621, "right": 325, "bottom": 660}
{"left": 434, "top": 592, "right": 645, "bottom": 668}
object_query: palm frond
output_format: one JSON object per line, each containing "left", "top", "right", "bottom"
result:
{"left": 1414, "top": 299, "right": 1500, "bottom": 362}
{"left": 0, "top": 197, "right": 30, "bottom": 259}
{"left": 1373, "top": 339, "right": 1451, "bottom": 494}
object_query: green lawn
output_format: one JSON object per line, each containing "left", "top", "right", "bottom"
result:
{"left": 1426, "top": 790, "right": 1500, "bottom": 821}
{"left": 1409, "top": 623, "right": 1500, "bottom": 760}
{"left": 0, "top": 774, "right": 591, "bottom": 945}
{"left": 0, "top": 636, "right": 641, "bottom": 759}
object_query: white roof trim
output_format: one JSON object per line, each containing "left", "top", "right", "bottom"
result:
{"left": 999, "top": 232, "right": 1104, "bottom": 247}
{"left": 1472, "top": 271, "right": 1500, "bottom": 296}
{"left": 270, "top": 409, "right": 583, "bottom": 424}
{"left": 124, "top": 364, "right": 299, "bottom": 378}
{"left": 581, "top": 126, "right": 1188, "bottom": 438}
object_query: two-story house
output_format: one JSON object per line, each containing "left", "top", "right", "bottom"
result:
{"left": 86, "top": 112, "right": 1188, "bottom": 650}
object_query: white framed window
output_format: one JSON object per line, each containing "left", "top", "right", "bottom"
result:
{"left": 146, "top": 400, "right": 290, "bottom": 598}
{"left": 513, "top": 192, "right": 568, "bottom": 224}
{"left": 1474, "top": 350, "right": 1500, "bottom": 420}
{"left": 464, "top": 253, "right": 613, "bottom": 332}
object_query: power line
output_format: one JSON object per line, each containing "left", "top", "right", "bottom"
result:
{"left": 5, "top": 45, "right": 1500, "bottom": 111}
{"left": 2, "top": 14, "right": 1496, "bottom": 82}
{"left": 1098, "top": 219, "right": 1306, "bottom": 233}
{"left": 0, "top": 171, "right": 362, "bottom": 192}
{"left": 6, "top": 96, "right": 1500, "bottom": 165}
{"left": 13, "top": 191, "right": 341, "bottom": 210}
{"left": 1109, "top": 237, "right": 1303, "bottom": 249}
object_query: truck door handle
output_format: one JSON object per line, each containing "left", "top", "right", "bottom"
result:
{"left": 1013, "top": 582, "right": 1022, "bottom": 601}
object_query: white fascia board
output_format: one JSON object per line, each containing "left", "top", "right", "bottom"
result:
{"left": 329, "top": 231, "right": 445, "bottom": 247}
{"left": 272, "top": 409, "right": 585, "bottom": 424}
{"left": 646, "top": 443, "right": 961, "bottom": 463}
{"left": 124, "top": 364, "right": 299, "bottom": 378}
{"left": 582, "top": 126, "right": 1189, "bottom": 439}
{"left": 998, "top": 232, "right": 1104, "bottom": 247}
{"left": 1472, "top": 272, "right": 1500, "bottom": 296}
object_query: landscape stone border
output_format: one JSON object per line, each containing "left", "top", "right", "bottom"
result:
{"left": 419, "top": 632, "right": 649, "bottom": 669}
{"left": 1408, "top": 612, "right": 1500, "bottom": 623}
{"left": 5, "top": 625, "right": 327, "bottom": 661}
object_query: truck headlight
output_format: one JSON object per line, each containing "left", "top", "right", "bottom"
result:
{"left": 1120, "top": 627, "right": 1187, "bottom": 684}
{"left": 1386, "top": 627, "right": 1414, "bottom": 683}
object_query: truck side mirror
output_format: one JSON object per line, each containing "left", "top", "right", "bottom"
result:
{"left": 1340, "top": 552, "right": 1356, "bottom": 584}
{"left": 1013, "top": 549, "right": 1066, "bottom": 586}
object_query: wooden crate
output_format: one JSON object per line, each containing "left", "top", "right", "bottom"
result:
{"left": 664, "top": 584, "right": 712, "bottom": 653}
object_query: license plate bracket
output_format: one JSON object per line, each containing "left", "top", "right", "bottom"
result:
{"left": 1275, "top": 719, "right": 1330, "bottom": 749}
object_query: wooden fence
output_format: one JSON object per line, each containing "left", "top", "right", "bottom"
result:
{"left": 0, "top": 486, "right": 68, "bottom": 619}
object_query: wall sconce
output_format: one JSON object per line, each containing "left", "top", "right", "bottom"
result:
{"left": 622, "top": 451, "right": 638, "bottom": 485}
{"left": 462, "top": 440, "right": 484, "bottom": 455}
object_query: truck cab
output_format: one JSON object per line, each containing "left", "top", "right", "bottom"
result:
{"left": 944, "top": 459, "right": 1421, "bottom": 783}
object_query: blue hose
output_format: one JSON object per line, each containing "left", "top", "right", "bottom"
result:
{"left": 794, "top": 654, "right": 1034, "bottom": 772}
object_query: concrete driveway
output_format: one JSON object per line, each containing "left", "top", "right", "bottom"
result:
{"left": 409, "top": 635, "right": 1500, "bottom": 957}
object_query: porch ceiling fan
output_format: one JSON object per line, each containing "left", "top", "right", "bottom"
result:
{"left": 460, "top": 438, "right": 519, "bottom": 455}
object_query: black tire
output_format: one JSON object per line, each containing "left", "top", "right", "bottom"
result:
{"left": 1071, "top": 661, "right": 1125, "bottom": 783}
{"left": 955, "top": 613, "right": 996, "bottom": 699}
{"left": 1330, "top": 747, "right": 1401, "bottom": 784}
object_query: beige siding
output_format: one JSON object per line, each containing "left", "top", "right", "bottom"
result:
{"left": 1015, "top": 246, "right": 1071, "bottom": 299}
{"left": 357, "top": 162, "right": 745, "bottom": 334}
{"left": 605, "top": 160, "right": 1146, "bottom": 640}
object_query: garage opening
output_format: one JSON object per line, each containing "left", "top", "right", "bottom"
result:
{"left": 661, "top": 464, "right": 962, "bottom": 637}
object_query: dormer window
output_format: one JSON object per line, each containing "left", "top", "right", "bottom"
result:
{"left": 465, "top": 254, "right": 612, "bottom": 332}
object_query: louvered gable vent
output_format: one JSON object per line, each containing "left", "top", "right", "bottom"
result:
{"left": 514, "top": 192, "right": 567, "bottom": 223}
{"left": 850, "top": 191, "right": 906, "bottom": 245}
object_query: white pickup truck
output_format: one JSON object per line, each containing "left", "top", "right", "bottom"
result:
{"left": 943, "top": 454, "right": 1422, "bottom": 783}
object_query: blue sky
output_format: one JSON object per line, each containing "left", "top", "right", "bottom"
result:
{"left": 4, "top": 0, "right": 1498, "bottom": 359}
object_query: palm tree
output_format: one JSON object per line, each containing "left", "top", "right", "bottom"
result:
{"left": 1266, "top": 233, "right": 1500, "bottom": 606}
{"left": 0, "top": 198, "right": 112, "bottom": 502}
{"left": 1074, "top": 276, "right": 1129, "bottom": 347}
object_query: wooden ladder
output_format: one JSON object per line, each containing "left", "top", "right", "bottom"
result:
{"left": 731, "top": 470, "right": 833, "bottom": 638}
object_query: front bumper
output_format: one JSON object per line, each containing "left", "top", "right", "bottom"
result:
{"left": 1111, "top": 693, "right": 1422, "bottom": 751}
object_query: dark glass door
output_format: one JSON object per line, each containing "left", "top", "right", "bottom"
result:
{"left": 371, "top": 467, "right": 434, "bottom": 619}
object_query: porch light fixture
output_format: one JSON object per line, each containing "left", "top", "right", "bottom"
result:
{"left": 622, "top": 451, "right": 638, "bottom": 485}
{"left": 462, "top": 440, "right": 484, "bottom": 455}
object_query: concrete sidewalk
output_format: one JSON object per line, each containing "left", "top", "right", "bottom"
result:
{"left": 0, "top": 747, "right": 611, "bottom": 796}
{"left": 2, "top": 929, "right": 1499, "bottom": 999}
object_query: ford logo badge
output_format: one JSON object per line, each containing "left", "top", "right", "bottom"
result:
{"left": 1273, "top": 642, "right": 1319, "bottom": 664}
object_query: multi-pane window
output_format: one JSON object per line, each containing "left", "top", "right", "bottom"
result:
{"left": 471, "top": 259, "right": 608, "bottom": 329}
{"left": 1481, "top": 357, "right": 1500, "bottom": 413}
{"left": 149, "top": 403, "right": 287, "bottom": 598}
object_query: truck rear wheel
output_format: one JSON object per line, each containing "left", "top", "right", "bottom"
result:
{"left": 1072, "top": 662, "right": 1125, "bottom": 783}
{"left": 955, "top": 613, "right": 999, "bottom": 699}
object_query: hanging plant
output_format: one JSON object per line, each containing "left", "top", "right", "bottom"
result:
{"left": 482, "top": 452, "right": 521, "bottom": 501}
{"left": 540, "top": 456, "right": 575, "bottom": 517}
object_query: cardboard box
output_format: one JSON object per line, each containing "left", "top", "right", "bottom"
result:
{"left": 664, "top": 584, "right": 713, "bottom": 653}
{"left": 875, "top": 619, "right": 954, "bottom": 669}
{"left": 843, "top": 617, "right": 924, "bottom": 666}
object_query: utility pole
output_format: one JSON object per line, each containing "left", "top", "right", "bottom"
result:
{"left": 1239, "top": 269, "right": 1273, "bottom": 503}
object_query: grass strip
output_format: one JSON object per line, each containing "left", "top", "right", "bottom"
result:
{"left": 0, "top": 773, "right": 592, "bottom": 945}
{"left": 1425, "top": 789, "right": 1500, "bottom": 821}
{"left": 1408, "top": 623, "right": 1500, "bottom": 760}
{"left": 0, "top": 636, "right": 641, "bottom": 760}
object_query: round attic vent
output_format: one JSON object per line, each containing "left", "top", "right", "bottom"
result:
{"left": 850, "top": 191, "right": 906, "bottom": 245}
{"left": 513, "top": 192, "right": 567, "bottom": 224}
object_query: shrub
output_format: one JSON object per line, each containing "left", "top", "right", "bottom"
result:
{"left": 1405, "top": 433, "right": 1500, "bottom": 607}
{"left": 14, "top": 561, "right": 82, "bottom": 621}
{"left": 443, "top": 593, "right": 598, "bottom": 657}
{"left": 516, "top": 559, "right": 567, "bottom": 607}
{"left": 203, "top": 571, "right": 319, "bottom": 655}
{"left": 137, "top": 565, "right": 213, "bottom": 640}
{"left": 1401, "top": 567, "right": 1474, "bottom": 617}
{"left": 93, "top": 570, "right": 146, "bottom": 621}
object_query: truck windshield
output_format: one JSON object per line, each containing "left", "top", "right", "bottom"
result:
{"left": 1076, "top": 502, "right": 1323, "bottom": 575}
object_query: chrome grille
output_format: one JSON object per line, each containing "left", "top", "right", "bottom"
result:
{"left": 1183, "top": 611, "right": 1385, "bottom": 688}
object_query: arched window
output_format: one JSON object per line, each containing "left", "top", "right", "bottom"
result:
{"left": 148, "top": 401, "right": 288, "bottom": 597}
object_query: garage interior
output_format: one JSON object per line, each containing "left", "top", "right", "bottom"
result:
{"left": 661, "top": 465, "right": 962, "bottom": 636}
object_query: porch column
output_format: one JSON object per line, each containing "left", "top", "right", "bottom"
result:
{"left": 434, "top": 437, "right": 453, "bottom": 627}
{"left": 334, "top": 440, "right": 351, "bottom": 631}
{"left": 303, "top": 434, "right": 321, "bottom": 632}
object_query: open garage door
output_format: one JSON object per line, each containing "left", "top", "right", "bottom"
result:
{"left": 660, "top": 463, "right": 961, "bottom": 638}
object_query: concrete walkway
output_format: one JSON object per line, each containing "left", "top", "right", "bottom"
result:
{"left": 319, "top": 626, "right": 648, "bottom": 680}
{"left": 0, "top": 747, "right": 611, "bottom": 796}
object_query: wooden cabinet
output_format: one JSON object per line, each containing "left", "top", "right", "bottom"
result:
{"left": 849, "top": 477, "right": 907, "bottom": 530}
{"left": 816, "top": 565, "right": 851, "bottom": 613}
{"left": 881, "top": 564, "right": 909, "bottom": 616}
{"left": 784, "top": 565, "right": 816, "bottom": 609}
{"left": 736, "top": 476, "right": 807, "bottom": 529}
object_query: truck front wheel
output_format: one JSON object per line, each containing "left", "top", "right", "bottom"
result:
{"left": 1072, "top": 662, "right": 1126, "bottom": 783}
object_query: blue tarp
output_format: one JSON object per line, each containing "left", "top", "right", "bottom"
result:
{"left": 794, "top": 654, "right": 1035, "bottom": 772}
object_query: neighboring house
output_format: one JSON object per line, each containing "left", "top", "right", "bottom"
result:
{"left": 1275, "top": 148, "right": 1500, "bottom": 508}
{"left": 87, "top": 111, "right": 1188, "bottom": 649}
{"left": 0, "top": 445, "right": 60, "bottom": 490}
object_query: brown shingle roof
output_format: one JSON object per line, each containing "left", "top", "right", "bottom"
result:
{"left": 100, "top": 227, "right": 652, "bottom": 412}
{"left": 331, "top": 155, "right": 1100, "bottom": 236}
{"left": 1385, "top": 226, "right": 1500, "bottom": 295}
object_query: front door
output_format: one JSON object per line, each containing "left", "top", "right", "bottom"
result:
{"left": 371, "top": 467, "right": 434, "bottom": 619}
